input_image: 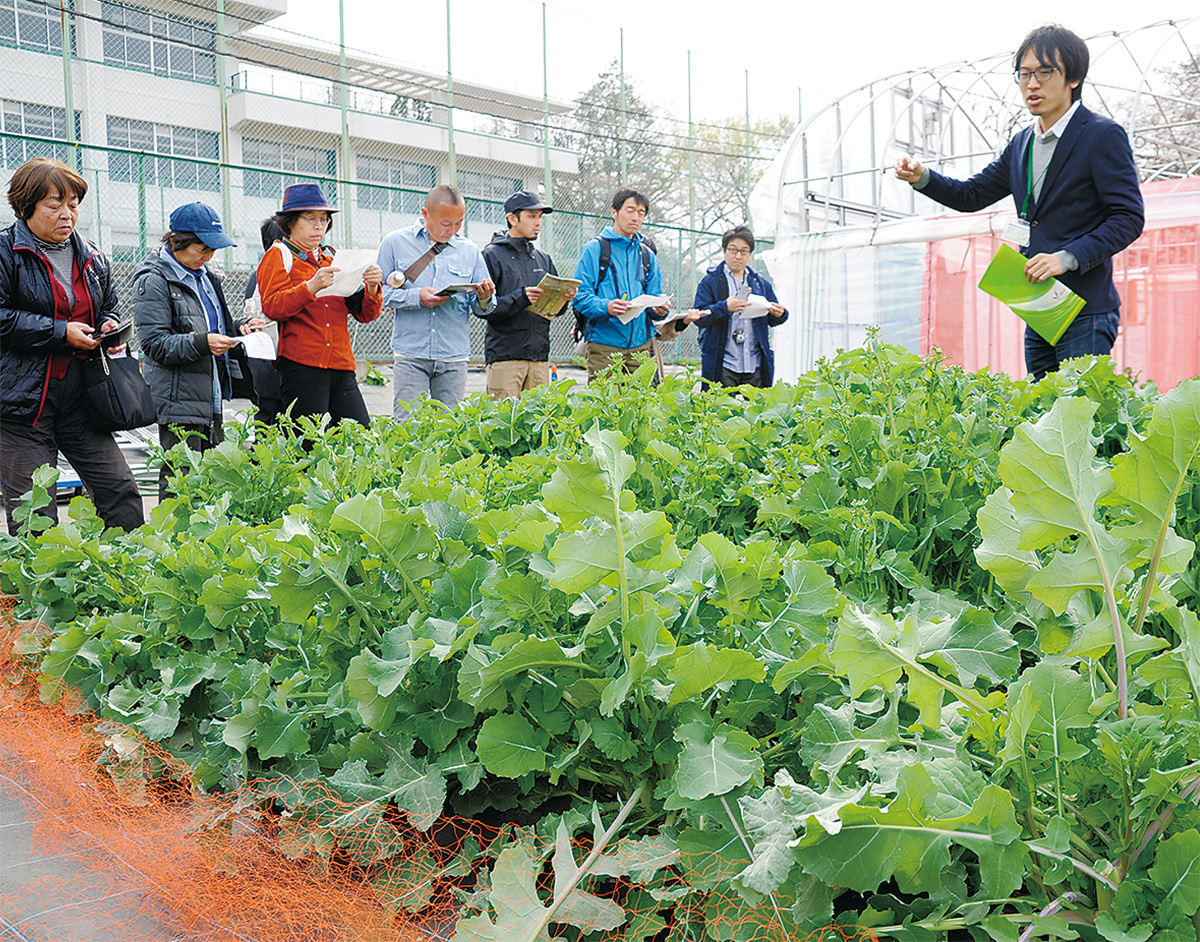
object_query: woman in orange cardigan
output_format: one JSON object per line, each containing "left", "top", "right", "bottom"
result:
{"left": 256, "top": 184, "right": 383, "bottom": 426}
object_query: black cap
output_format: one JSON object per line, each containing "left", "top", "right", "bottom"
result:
{"left": 504, "top": 190, "right": 553, "bottom": 215}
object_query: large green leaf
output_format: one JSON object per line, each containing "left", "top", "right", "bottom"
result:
{"left": 1006, "top": 659, "right": 1093, "bottom": 764}
{"left": 455, "top": 845, "right": 551, "bottom": 942}
{"left": 542, "top": 426, "right": 633, "bottom": 530}
{"left": 329, "top": 738, "right": 446, "bottom": 831}
{"left": 733, "top": 787, "right": 795, "bottom": 899}
{"left": 989, "top": 396, "right": 1132, "bottom": 615}
{"left": 798, "top": 699, "right": 899, "bottom": 775}
{"left": 456, "top": 836, "right": 627, "bottom": 942}
{"left": 796, "top": 764, "right": 1024, "bottom": 897}
{"left": 828, "top": 605, "right": 990, "bottom": 729}
{"left": 1148, "top": 829, "right": 1200, "bottom": 917}
{"left": 255, "top": 700, "right": 311, "bottom": 760}
{"left": 697, "top": 532, "right": 762, "bottom": 623}
{"left": 669, "top": 720, "right": 762, "bottom": 801}
{"left": 664, "top": 643, "right": 766, "bottom": 706}
{"left": 545, "top": 511, "right": 678, "bottom": 594}
{"left": 1105, "top": 379, "right": 1200, "bottom": 574}
{"left": 475, "top": 712, "right": 549, "bottom": 778}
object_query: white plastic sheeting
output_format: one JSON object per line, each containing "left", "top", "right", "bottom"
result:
{"left": 756, "top": 178, "right": 1200, "bottom": 389}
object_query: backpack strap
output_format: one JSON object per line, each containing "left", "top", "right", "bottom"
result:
{"left": 275, "top": 241, "right": 293, "bottom": 274}
{"left": 597, "top": 237, "right": 651, "bottom": 292}
{"left": 596, "top": 237, "right": 613, "bottom": 290}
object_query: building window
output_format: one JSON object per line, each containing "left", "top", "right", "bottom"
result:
{"left": 0, "top": 0, "right": 67, "bottom": 54}
{"left": 100, "top": 0, "right": 215, "bottom": 83}
{"left": 357, "top": 156, "right": 436, "bottom": 213}
{"left": 242, "top": 139, "right": 337, "bottom": 203}
{"left": 459, "top": 170, "right": 523, "bottom": 203}
{"left": 459, "top": 170, "right": 522, "bottom": 222}
{"left": 106, "top": 116, "right": 219, "bottom": 190}
{"left": 1, "top": 99, "right": 73, "bottom": 168}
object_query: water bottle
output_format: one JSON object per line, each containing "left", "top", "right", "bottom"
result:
{"left": 550, "top": 364, "right": 559, "bottom": 382}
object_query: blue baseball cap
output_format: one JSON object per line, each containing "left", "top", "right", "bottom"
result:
{"left": 168, "top": 202, "right": 236, "bottom": 249}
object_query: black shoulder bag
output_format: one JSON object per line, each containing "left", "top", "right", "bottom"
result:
{"left": 80, "top": 348, "right": 157, "bottom": 431}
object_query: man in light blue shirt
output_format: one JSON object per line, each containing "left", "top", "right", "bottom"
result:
{"left": 378, "top": 185, "right": 495, "bottom": 418}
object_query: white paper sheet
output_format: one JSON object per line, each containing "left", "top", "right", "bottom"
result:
{"left": 615, "top": 293, "right": 671, "bottom": 324}
{"left": 740, "top": 294, "right": 772, "bottom": 319}
{"left": 238, "top": 330, "right": 276, "bottom": 360}
{"left": 314, "top": 249, "right": 380, "bottom": 298}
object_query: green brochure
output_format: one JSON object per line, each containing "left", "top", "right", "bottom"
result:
{"left": 978, "top": 243, "right": 1086, "bottom": 345}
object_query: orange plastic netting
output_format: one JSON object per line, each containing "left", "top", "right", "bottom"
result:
{"left": 0, "top": 601, "right": 876, "bottom": 942}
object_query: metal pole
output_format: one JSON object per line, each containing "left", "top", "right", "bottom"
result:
{"left": 338, "top": 0, "right": 353, "bottom": 246}
{"left": 744, "top": 70, "right": 751, "bottom": 225}
{"left": 137, "top": 153, "right": 147, "bottom": 259}
{"left": 619, "top": 29, "right": 627, "bottom": 185}
{"left": 687, "top": 51, "right": 695, "bottom": 304}
{"left": 59, "top": 0, "right": 74, "bottom": 146}
{"left": 541, "top": 3, "right": 553, "bottom": 250}
{"left": 216, "top": 0, "right": 233, "bottom": 265}
{"left": 445, "top": 0, "right": 456, "bottom": 185}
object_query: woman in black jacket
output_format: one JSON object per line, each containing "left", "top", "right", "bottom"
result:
{"left": 0, "top": 157, "right": 143, "bottom": 534}
{"left": 132, "top": 202, "right": 256, "bottom": 499}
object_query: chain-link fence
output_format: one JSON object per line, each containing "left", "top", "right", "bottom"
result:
{"left": 2, "top": 0, "right": 788, "bottom": 363}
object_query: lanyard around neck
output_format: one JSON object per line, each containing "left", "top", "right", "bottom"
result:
{"left": 1021, "top": 130, "right": 1054, "bottom": 220}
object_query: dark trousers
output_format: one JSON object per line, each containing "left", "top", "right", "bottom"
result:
{"left": 718, "top": 364, "right": 769, "bottom": 388}
{"left": 1, "top": 359, "right": 144, "bottom": 534}
{"left": 1025, "top": 311, "right": 1120, "bottom": 381}
{"left": 277, "top": 358, "right": 370, "bottom": 427}
{"left": 247, "top": 359, "right": 284, "bottom": 425}
{"left": 158, "top": 413, "right": 223, "bottom": 501}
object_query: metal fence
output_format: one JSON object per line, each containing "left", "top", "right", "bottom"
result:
{"left": 1, "top": 0, "right": 789, "bottom": 362}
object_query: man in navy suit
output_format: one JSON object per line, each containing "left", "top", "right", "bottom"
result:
{"left": 895, "top": 24, "right": 1144, "bottom": 380}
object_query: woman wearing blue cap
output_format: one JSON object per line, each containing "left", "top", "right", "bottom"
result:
{"left": 133, "top": 201, "right": 257, "bottom": 499}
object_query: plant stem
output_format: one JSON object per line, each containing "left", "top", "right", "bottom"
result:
{"left": 1124, "top": 772, "right": 1200, "bottom": 875}
{"left": 1025, "top": 843, "right": 1118, "bottom": 891}
{"left": 719, "top": 795, "right": 786, "bottom": 929}
{"left": 1018, "top": 893, "right": 1082, "bottom": 942}
{"left": 533, "top": 784, "right": 644, "bottom": 936}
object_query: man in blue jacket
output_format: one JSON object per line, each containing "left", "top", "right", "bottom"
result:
{"left": 895, "top": 24, "right": 1144, "bottom": 380}
{"left": 693, "top": 225, "right": 788, "bottom": 389}
{"left": 573, "top": 188, "right": 692, "bottom": 382}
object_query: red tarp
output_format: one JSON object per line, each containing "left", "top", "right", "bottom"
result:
{"left": 922, "top": 177, "right": 1200, "bottom": 390}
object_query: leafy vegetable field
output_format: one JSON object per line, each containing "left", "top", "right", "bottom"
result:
{"left": 2, "top": 345, "right": 1199, "bottom": 941}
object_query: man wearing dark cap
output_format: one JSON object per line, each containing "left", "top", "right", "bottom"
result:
{"left": 479, "top": 191, "right": 575, "bottom": 399}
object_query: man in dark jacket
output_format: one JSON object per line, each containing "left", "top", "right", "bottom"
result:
{"left": 895, "top": 25, "right": 1144, "bottom": 379}
{"left": 479, "top": 191, "right": 575, "bottom": 399}
{"left": 693, "top": 226, "right": 788, "bottom": 388}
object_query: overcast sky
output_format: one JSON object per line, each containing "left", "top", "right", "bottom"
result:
{"left": 264, "top": 1, "right": 1195, "bottom": 131}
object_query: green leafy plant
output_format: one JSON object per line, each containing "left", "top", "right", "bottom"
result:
{"left": 2, "top": 345, "right": 1196, "bottom": 940}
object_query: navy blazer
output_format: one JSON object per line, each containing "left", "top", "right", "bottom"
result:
{"left": 921, "top": 105, "right": 1144, "bottom": 316}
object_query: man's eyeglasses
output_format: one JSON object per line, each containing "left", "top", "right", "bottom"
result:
{"left": 725, "top": 246, "right": 751, "bottom": 257}
{"left": 1014, "top": 66, "right": 1060, "bottom": 85}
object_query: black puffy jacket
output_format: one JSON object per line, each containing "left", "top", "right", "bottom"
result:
{"left": 479, "top": 232, "right": 560, "bottom": 364}
{"left": 0, "top": 220, "right": 118, "bottom": 426}
{"left": 132, "top": 253, "right": 251, "bottom": 427}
